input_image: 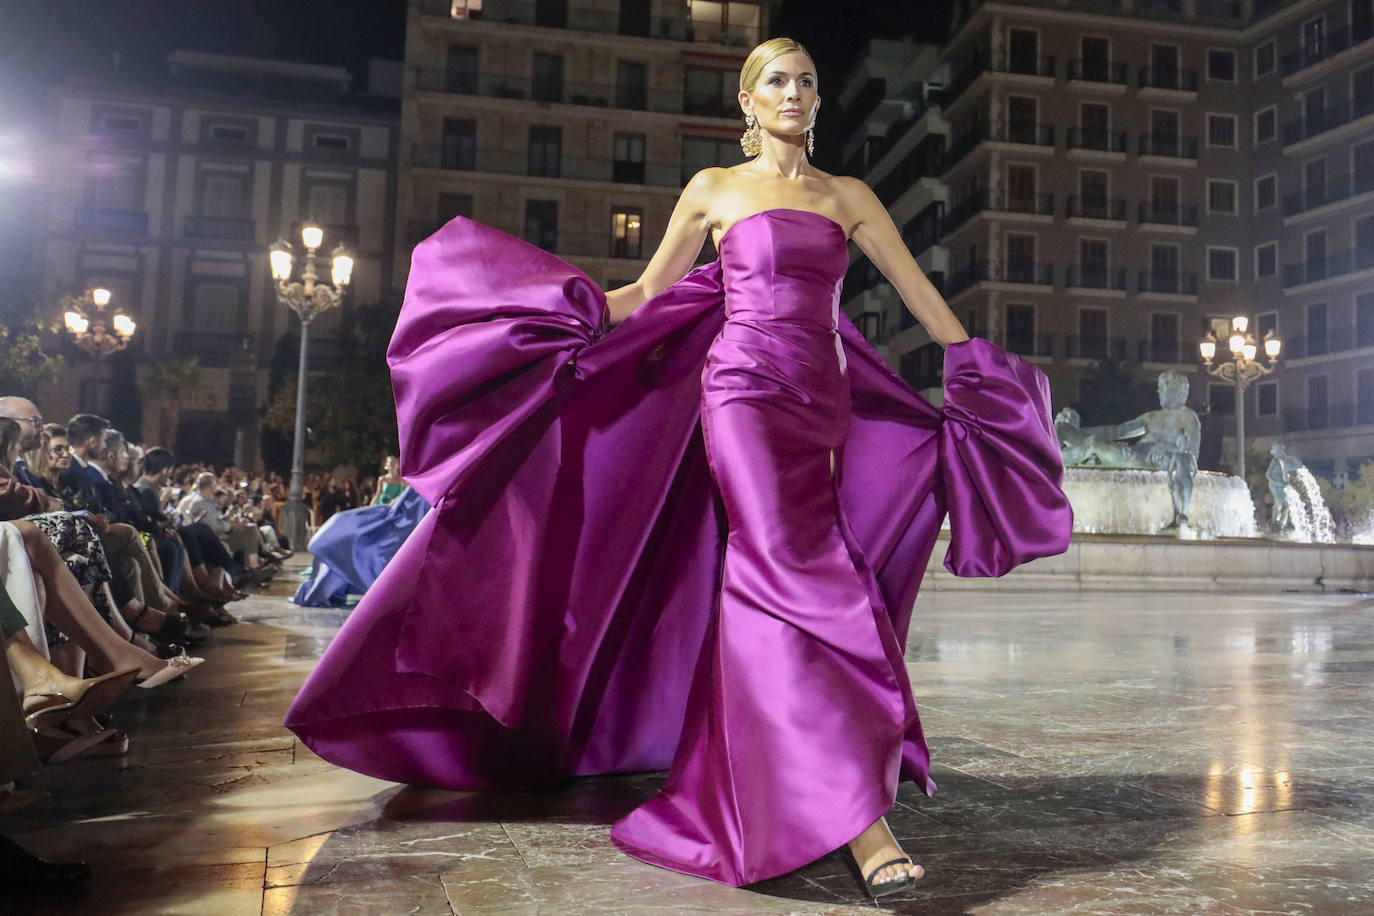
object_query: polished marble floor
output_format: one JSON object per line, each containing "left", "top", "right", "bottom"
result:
{"left": 5, "top": 565, "right": 1374, "bottom": 914}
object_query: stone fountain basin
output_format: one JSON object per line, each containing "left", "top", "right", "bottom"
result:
{"left": 1060, "top": 467, "right": 1257, "bottom": 539}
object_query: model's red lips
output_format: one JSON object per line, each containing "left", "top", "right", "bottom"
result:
{"left": 781, "top": 108, "right": 803, "bottom": 115}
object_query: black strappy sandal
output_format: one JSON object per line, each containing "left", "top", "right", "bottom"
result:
{"left": 863, "top": 857, "right": 919, "bottom": 898}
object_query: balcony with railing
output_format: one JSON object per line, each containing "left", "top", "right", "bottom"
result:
{"left": 943, "top": 119, "right": 1055, "bottom": 170}
{"left": 1138, "top": 66, "right": 1199, "bottom": 93}
{"left": 941, "top": 188, "right": 1054, "bottom": 235}
{"left": 1002, "top": 332, "right": 1056, "bottom": 359}
{"left": 1066, "top": 196, "right": 1128, "bottom": 222}
{"left": 1283, "top": 171, "right": 1374, "bottom": 217}
{"left": 1067, "top": 59, "right": 1129, "bottom": 86}
{"left": 1283, "top": 404, "right": 1358, "bottom": 432}
{"left": 1279, "top": 324, "right": 1373, "bottom": 360}
{"left": 417, "top": 0, "right": 760, "bottom": 46}
{"left": 1283, "top": 248, "right": 1374, "bottom": 288}
{"left": 172, "top": 332, "right": 256, "bottom": 369}
{"left": 901, "top": 202, "right": 945, "bottom": 255}
{"left": 1138, "top": 133, "right": 1200, "bottom": 160}
{"left": 1282, "top": 94, "right": 1374, "bottom": 146}
{"left": 1137, "top": 270, "right": 1200, "bottom": 295}
{"left": 946, "top": 259, "right": 1054, "bottom": 296}
{"left": 412, "top": 142, "right": 680, "bottom": 187}
{"left": 414, "top": 68, "right": 682, "bottom": 115}
{"left": 1281, "top": 20, "right": 1374, "bottom": 77}
{"left": 1195, "top": 0, "right": 1245, "bottom": 23}
{"left": 1064, "top": 265, "right": 1128, "bottom": 292}
{"left": 866, "top": 101, "right": 940, "bottom": 167}
{"left": 74, "top": 207, "right": 148, "bottom": 235}
{"left": 1067, "top": 127, "right": 1128, "bottom": 154}
{"left": 873, "top": 134, "right": 944, "bottom": 206}
{"left": 184, "top": 216, "right": 255, "bottom": 242}
{"left": 1138, "top": 201, "right": 1200, "bottom": 228}
{"left": 1064, "top": 334, "right": 1130, "bottom": 361}
{"left": 943, "top": 47, "right": 1057, "bottom": 108}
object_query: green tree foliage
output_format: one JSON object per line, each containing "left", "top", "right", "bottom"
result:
{"left": 0, "top": 277, "right": 63, "bottom": 398}
{"left": 1318, "top": 460, "right": 1374, "bottom": 535}
{"left": 261, "top": 302, "right": 399, "bottom": 473}
{"left": 1071, "top": 357, "right": 1158, "bottom": 428}
{"left": 137, "top": 357, "right": 213, "bottom": 445}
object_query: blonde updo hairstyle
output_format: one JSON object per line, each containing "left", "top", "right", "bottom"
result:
{"left": 739, "top": 37, "right": 815, "bottom": 94}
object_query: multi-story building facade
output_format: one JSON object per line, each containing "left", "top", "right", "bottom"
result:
{"left": 835, "top": 39, "right": 949, "bottom": 398}
{"left": 842, "top": 0, "right": 1373, "bottom": 479}
{"left": 1264, "top": 0, "right": 1374, "bottom": 481}
{"left": 398, "top": 0, "right": 779, "bottom": 290}
{"left": 37, "top": 51, "right": 400, "bottom": 466}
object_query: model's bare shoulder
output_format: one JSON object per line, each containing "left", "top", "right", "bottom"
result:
{"left": 829, "top": 174, "right": 879, "bottom": 208}
{"left": 685, "top": 167, "right": 732, "bottom": 194}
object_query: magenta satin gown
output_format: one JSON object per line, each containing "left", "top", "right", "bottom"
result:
{"left": 285, "top": 208, "right": 1072, "bottom": 887}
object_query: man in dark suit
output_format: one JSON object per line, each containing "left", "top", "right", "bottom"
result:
{"left": 59, "top": 414, "right": 112, "bottom": 515}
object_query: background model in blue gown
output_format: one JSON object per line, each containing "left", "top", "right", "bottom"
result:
{"left": 294, "top": 486, "right": 430, "bottom": 608}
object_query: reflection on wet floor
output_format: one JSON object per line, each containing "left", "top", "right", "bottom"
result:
{"left": 6, "top": 572, "right": 1374, "bottom": 914}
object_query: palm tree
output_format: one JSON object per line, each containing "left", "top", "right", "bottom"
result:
{"left": 136, "top": 357, "right": 212, "bottom": 447}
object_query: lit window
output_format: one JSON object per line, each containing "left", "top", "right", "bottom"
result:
{"left": 450, "top": 0, "right": 482, "bottom": 19}
{"left": 611, "top": 207, "right": 643, "bottom": 259}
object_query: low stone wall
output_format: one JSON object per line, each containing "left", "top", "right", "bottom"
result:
{"left": 923, "top": 532, "right": 1374, "bottom": 592}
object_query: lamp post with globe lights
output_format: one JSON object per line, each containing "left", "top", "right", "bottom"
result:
{"left": 62, "top": 286, "right": 137, "bottom": 358}
{"left": 1198, "top": 315, "right": 1281, "bottom": 481}
{"left": 267, "top": 222, "right": 354, "bottom": 550}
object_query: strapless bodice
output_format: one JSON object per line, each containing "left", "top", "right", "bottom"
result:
{"left": 717, "top": 209, "right": 849, "bottom": 326}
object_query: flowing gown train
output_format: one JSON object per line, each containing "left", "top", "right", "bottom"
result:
{"left": 285, "top": 209, "right": 1073, "bottom": 886}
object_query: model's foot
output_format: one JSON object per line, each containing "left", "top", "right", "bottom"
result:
{"left": 848, "top": 816, "right": 923, "bottom": 889}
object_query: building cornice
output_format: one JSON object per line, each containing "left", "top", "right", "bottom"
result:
{"left": 49, "top": 81, "right": 400, "bottom": 126}
{"left": 945, "top": 0, "right": 1328, "bottom": 56}
{"left": 416, "top": 14, "right": 751, "bottom": 61}
{"left": 409, "top": 89, "right": 738, "bottom": 129}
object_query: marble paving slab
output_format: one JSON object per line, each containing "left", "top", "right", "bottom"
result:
{"left": 6, "top": 571, "right": 1374, "bottom": 913}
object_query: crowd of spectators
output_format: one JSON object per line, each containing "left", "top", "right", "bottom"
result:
{"left": 0, "top": 395, "right": 296, "bottom": 888}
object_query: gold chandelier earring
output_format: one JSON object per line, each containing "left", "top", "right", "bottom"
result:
{"left": 806, "top": 120, "right": 815, "bottom": 157}
{"left": 741, "top": 113, "right": 762, "bottom": 158}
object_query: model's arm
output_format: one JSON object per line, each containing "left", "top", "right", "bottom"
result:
{"left": 843, "top": 178, "right": 970, "bottom": 348}
{"left": 604, "top": 169, "right": 720, "bottom": 324}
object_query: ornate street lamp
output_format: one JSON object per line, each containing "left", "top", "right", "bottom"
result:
{"left": 62, "top": 286, "right": 137, "bottom": 358}
{"left": 1199, "top": 315, "right": 1281, "bottom": 481}
{"left": 268, "top": 221, "right": 354, "bottom": 551}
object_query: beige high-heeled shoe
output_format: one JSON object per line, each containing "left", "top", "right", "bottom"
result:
{"left": 22, "top": 667, "right": 140, "bottom": 729}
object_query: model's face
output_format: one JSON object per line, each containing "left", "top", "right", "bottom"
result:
{"left": 741, "top": 51, "right": 819, "bottom": 138}
{"left": 48, "top": 436, "right": 71, "bottom": 470}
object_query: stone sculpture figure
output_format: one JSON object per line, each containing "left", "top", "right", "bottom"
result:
{"left": 1055, "top": 370, "right": 1202, "bottom": 527}
{"left": 1267, "top": 443, "right": 1304, "bottom": 530}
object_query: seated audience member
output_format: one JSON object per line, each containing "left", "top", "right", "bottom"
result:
{"left": 135, "top": 450, "right": 239, "bottom": 624}
{"left": 60, "top": 418, "right": 190, "bottom": 646}
{"left": 177, "top": 472, "right": 271, "bottom": 585}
